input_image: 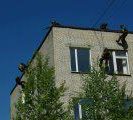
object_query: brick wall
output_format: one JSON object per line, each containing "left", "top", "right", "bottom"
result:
{"left": 53, "top": 27, "right": 133, "bottom": 103}
{"left": 10, "top": 26, "right": 133, "bottom": 119}
{"left": 10, "top": 29, "right": 54, "bottom": 120}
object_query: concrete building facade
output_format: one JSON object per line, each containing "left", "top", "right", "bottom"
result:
{"left": 10, "top": 24, "right": 133, "bottom": 119}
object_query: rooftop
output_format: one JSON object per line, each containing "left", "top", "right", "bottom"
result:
{"left": 10, "top": 23, "right": 133, "bottom": 95}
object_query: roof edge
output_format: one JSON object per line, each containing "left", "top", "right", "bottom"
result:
{"left": 52, "top": 24, "right": 133, "bottom": 34}
{"left": 10, "top": 23, "right": 133, "bottom": 95}
{"left": 10, "top": 26, "right": 53, "bottom": 95}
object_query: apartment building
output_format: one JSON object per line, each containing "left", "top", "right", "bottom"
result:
{"left": 10, "top": 23, "right": 133, "bottom": 119}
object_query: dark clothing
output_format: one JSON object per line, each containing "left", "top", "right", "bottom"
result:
{"left": 117, "top": 39, "right": 128, "bottom": 50}
{"left": 122, "top": 29, "right": 128, "bottom": 36}
{"left": 116, "top": 29, "right": 128, "bottom": 50}
{"left": 16, "top": 77, "right": 25, "bottom": 89}
{"left": 118, "top": 29, "right": 128, "bottom": 42}
{"left": 20, "top": 81, "right": 25, "bottom": 89}
{"left": 101, "top": 52, "right": 110, "bottom": 60}
{"left": 18, "top": 63, "right": 27, "bottom": 72}
{"left": 99, "top": 49, "right": 111, "bottom": 68}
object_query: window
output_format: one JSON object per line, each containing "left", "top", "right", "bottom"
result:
{"left": 109, "top": 50, "right": 130, "bottom": 75}
{"left": 125, "top": 99, "right": 133, "bottom": 111}
{"left": 74, "top": 103, "right": 82, "bottom": 120}
{"left": 74, "top": 99, "right": 133, "bottom": 120}
{"left": 70, "top": 48, "right": 91, "bottom": 73}
{"left": 74, "top": 99, "right": 93, "bottom": 120}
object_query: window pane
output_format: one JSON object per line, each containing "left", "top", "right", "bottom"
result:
{"left": 108, "top": 54, "right": 114, "bottom": 74}
{"left": 74, "top": 104, "right": 80, "bottom": 120}
{"left": 77, "top": 49, "right": 90, "bottom": 72}
{"left": 115, "top": 51, "right": 126, "bottom": 56}
{"left": 125, "top": 99, "right": 133, "bottom": 111}
{"left": 70, "top": 48, "right": 76, "bottom": 71}
{"left": 122, "top": 59, "right": 128, "bottom": 74}
{"left": 116, "top": 58, "right": 128, "bottom": 74}
{"left": 116, "top": 59, "right": 123, "bottom": 74}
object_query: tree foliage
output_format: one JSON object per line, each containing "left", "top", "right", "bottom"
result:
{"left": 72, "top": 69, "right": 133, "bottom": 120}
{"left": 15, "top": 54, "right": 69, "bottom": 120}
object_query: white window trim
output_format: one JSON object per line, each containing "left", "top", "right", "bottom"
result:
{"left": 90, "top": 50, "right": 92, "bottom": 69}
{"left": 75, "top": 49, "right": 79, "bottom": 72}
{"left": 78, "top": 103, "right": 82, "bottom": 119}
{"left": 126, "top": 52, "right": 130, "bottom": 75}
{"left": 71, "top": 48, "right": 91, "bottom": 72}
{"left": 112, "top": 51, "right": 117, "bottom": 74}
{"left": 112, "top": 51, "right": 130, "bottom": 75}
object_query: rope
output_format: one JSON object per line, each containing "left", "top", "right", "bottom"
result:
{"left": 91, "top": 0, "right": 117, "bottom": 53}
{"left": 92, "top": 0, "right": 128, "bottom": 52}
{"left": 92, "top": 0, "right": 117, "bottom": 28}
{"left": 105, "top": 0, "right": 128, "bottom": 23}
{"left": 93, "top": 30, "right": 104, "bottom": 52}
{"left": 100, "top": 31, "right": 105, "bottom": 49}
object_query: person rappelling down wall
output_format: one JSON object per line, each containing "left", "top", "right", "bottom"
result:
{"left": 99, "top": 48, "right": 111, "bottom": 70}
{"left": 116, "top": 25, "right": 128, "bottom": 50}
{"left": 15, "top": 63, "right": 27, "bottom": 89}
{"left": 16, "top": 77, "right": 25, "bottom": 89}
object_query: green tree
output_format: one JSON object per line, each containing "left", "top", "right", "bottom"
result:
{"left": 72, "top": 68, "right": 133, "bottom": 120}
{"left": 15, "top": 54, "right": 70, "bottom": 120}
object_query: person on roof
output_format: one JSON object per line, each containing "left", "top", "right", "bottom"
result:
{"left": 116, "top": 25, "right": 128, "bottom": 50}
{"left": 99, "top": 48, "right": 111, "bottom": 69}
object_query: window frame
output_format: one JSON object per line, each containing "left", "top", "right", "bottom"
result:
{"left": 78, "top": 103, "right": 82, "bottom": 119}
{"left": 70, "top": 47, "right": 92, "bottom": 73}
{"left": 74, "top": 99, "right": 94, "bottom": 120}
{"left": 111, "top": 50, "right": 130, "bottom": 75}
{"left": 74, "top": 98, "right": 133, "bottom": 120}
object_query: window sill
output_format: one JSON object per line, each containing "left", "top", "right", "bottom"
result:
{"left": 71, "top": 71, "right": 89, "bottom": 74}
{"left": 71, "top": 72, "right": 131, "bottom": 76}
{"left": 108, "top": 73, "right": 131, "bottom": 76}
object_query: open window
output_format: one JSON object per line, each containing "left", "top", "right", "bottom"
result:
{"left": 70, "top": 47, "right": 91, "bottom": 73}
{"left": 108, "top": 50, "right": 130, "bottom": 75}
